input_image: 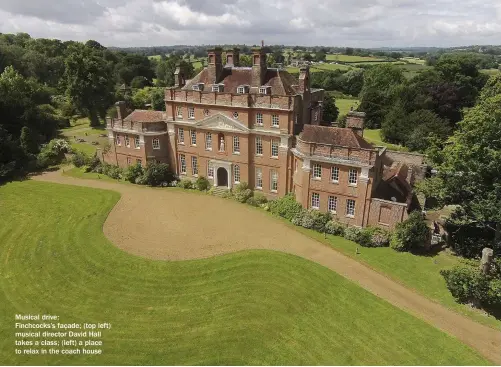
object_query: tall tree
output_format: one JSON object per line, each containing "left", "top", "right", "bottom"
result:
{"left": 418, "top": 75, "right": 501, "bottom": 255}
{"left": 358, "top": 64, "right": 404, "bottom": 128}
{"left": 62, "top": 43, "right": 115, "bottom": 126}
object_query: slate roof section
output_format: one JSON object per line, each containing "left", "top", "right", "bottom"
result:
{"left": 123, "top": 110, "right": 166, "bottom": 123}
{"left": 182, "top": 67, "right": 300, "bottom": 95}
{"left": 298, "top": 125, "right": 374, "bottom": 150}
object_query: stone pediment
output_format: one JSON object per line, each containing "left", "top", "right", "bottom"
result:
{"left": 195, "top": 113, "right": 250, "bottom": 133}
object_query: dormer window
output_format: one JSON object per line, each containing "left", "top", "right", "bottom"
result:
{"left": 259, "top": 86, "right": 271, "bottom": 95}
{"left": 212, "top": 84, "right": 224, "bottom": 92}
{"left": 192, "top": 83, "right": 204, "bottom": 91}
{"left": 237, "top": 85, "right": 249, "bottom": 94}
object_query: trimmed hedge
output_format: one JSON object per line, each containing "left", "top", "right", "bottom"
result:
{"left": 269, "top": 194, "right": 303, "bottom": 221}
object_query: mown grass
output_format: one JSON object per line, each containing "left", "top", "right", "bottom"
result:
{"left": 336, "top": 98, "right": 360, "bottom": 118}
{"left": 363, "top": 128, "right": 409, "bottom": 151}
{"left": 0, "top": 180, "right": 489, "bottom": 365}
{"left": 69, "top": 142, "right": 99, "bottom": 156}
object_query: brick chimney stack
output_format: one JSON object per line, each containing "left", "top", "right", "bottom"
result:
{"left": 346, "top": 110, "right": 366, "bottom": 137}
{"left": 298, "top": 66, "right": 310, "bottom": 94}
{"left": 115, "top": 101, "right": 126, "bottom": 120}
{"left": 251, "top": 47, "right": 267, "bottom": 87}
{"left": 207, "top": 47, "right": 223, "bottom": 84}
{"left": 225, "top": 48, "right": 240, "bottom": 67}
{"left": 174, "top": 63, "right": 185, "bottom": 88}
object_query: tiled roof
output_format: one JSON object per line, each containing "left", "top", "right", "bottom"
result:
{"left": 123, "top": 110, "right": 166, "bottom": 123}
{"left": 299, "top": 125, "right": 374, "bottom": 149}
{"left": 375, "top": 163, "right": 412, "bottom": 203}
{"left": 182, "top": 66, "right": 300, "bottom": 95}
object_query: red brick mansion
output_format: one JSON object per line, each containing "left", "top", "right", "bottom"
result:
{"left": 103, "top": 46, "right": 423, "bottom": 229}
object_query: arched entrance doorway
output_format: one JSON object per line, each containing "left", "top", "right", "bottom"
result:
{"left": 217, "top": 167, "right": 228, "bottom": 187}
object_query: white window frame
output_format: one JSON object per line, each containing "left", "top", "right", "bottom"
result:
{"left": 207, "top": 163, "right": 214, "bottom": 178}
{"left": 313, "top": 164, "right": 322, "bottom": 180}
{"left": 188, "top": 106, "right": 195, "bottom": 119}
{"left": 348, "top": 169, "right": 358, "bottom": 186}
{"left": 271, "top": 114, "right": 279, "bottom": 128}
{"left": 255, "top": 168, "right": 263, "bottom": 189}
{"left": 125, "top": 135, "right": 130, "bottom": 148}
{"left": 314, "top": 110, "right": 319, "bottom": 122}
{"left": 212, "top": 85, "right": 220, "bottom": 92}
{"left": 328, "top": 196, "right": 337, "bottom": 214}
{"left": 179, "top": 154, "right": 186, "bottom": 174}
{"left": 311, "top": 192, "right": 320, "bottom": 209}
{"left": 234, "top": 165, "right": 240, "bottom": 184}
{"left": 270, "top": 170, "right": 278, "bottom": 193}
{"left": 237, "top": 86, "right": 245, "bottom": 94}
{"left": 134, "top": 136, "right": 140, "bottom": 149}
{"left": 233, "top": 136, "right": 240, "bottom": 154}
{"left": 259, "top": 87, "right": 267, "bottom": 94}
{"left": 191, "top": 156, "right": 198, "bottom": 176}
{"left": 256, "top": 112, "right": 263, "bottom": 125}
{"left": 205, "top": 132, "right": 212, "bottom": 151}
{"left": 271, "top": 139, "right": 279, "bottom": 158}
{"left": 190, "top": 130, "right": 197, "bottom": 146}
{"left": 178, "top": 128, "right": 184, "bottom": 144}
{"left": 331, "top": 166, "right": 339, "bottom": 183}
{"left": 255, "top": 136, "right": 263, "bottom": 156}
{"left": 116, "top": 134, "right": 121, "bottom": 146}
{"left": 126, "top": 157, "right": 132, "bottom": 165}
{"left": 346, "top": 199, "right": 356, "bottom": 217}
{"left": 176, "top": 106, "right": 183, "bottom": 118}
{"left": 152, "top": 138, "right": 160, "bottom": 150}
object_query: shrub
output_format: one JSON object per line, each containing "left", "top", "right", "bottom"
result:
{"left": 246, "top": 197, "right": 259, "bottom": 206}
{"left": 252, "top": 191, "right": 268, "bottom": 205}
{"left": 36, "top": 139, "right": 71, "bottom": 168}
{"left": 177, "top": 178, "right": 193, "bottom": 189}
{"left": 300, "top": 211, "right": 315, "bottom": 229}
{"left": 195, "top": 176, "right": 210, "bottom": 191}
{"left": 269, "top": 194, "right": 303, "bottom": 221}
{"left": 71, "top": 151, "right": 89, "bottom": 168}
{"left": 135, "top": 174, "right": 148, "bottom": 185}
{"left": 344, "top": 226, "right": 364, "bottom": 243}
{"left": 291, "top": 209, "right": 330, "bottom": 232}
{"left": 221, "top": 190, "right": 233, "bottom": 199}
{"left": 325, "top": 220, "right": 346, "bottom": 236}
{"left": 365, "top": 227, "right": 391, "bottom": 247}
{"left": 104, "top": 165, "right": 122, "bottom": 180}
{"left": 124, "top": 163, "right": 144, "bottom": 183}
{"left": 390, "top": 211, "right": 430, "bottom": 252}
{"left": 142, "top": 162, "right": 175, "bottom": 187}
{"left": 233, "top": 182, "right": 253, "bottom": 203}
{"left": 291, "top": 209, "right": 307, "bottom": 226}
{"left": 441, "top": 266, "right": 490, "bottom": 306}
{"left": 356, "top": 228, "right": 374, "bottom": 247}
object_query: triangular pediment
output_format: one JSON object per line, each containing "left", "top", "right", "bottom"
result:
{"left": 195, "top": 113, "right": 250, "bottom": 133}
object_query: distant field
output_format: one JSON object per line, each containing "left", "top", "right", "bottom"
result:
{"left": 395, "top": 63, "right": 433, "bottom": 79}
{"left": 481, "top": 68, "right": 501, "bottom": 76}
{"left": 336, "top": 98, "right": 360, "bottom": 118}
{"left": 59, "top": 116, "right": 107, "bottom": 156}
{"left": 401, "top": 57, "right": 426, "bottom": 65}
{"left": 326, "top": 54, "right": 388, "bottom": 63}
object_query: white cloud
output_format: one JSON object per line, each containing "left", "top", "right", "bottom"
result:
{"left": 0, "top": 0, "right": 499, "bottom": 47}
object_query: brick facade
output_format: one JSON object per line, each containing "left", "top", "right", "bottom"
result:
{"left": 103, "top": 46, "right": 417, "bottom": 229}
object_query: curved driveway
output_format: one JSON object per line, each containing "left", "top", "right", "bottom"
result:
{"left": 34, "top": 169, "right": 501, "bottom": 364}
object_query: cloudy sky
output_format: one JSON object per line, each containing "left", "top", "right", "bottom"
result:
{"left": 0, "top": 0, "right": 500, "bottom": 48}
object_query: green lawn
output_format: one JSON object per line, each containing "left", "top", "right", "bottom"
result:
{"left": 363, "top": 128, "right": 409, "bottom": 151}
{"left": 481, "top": 68, "right": 501, "bottom": 76}
{"left": 69, "top": 142, "right": 99, "bottom": 156}
{"left": 0, "top": 181, "right": 489, "bottom": 365}
{"left": 290, "top": 226, "right": 500, "bottom": 329}
{"left": 336, "top": 98, "right": 360, "bottom": 118}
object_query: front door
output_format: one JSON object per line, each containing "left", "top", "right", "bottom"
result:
{"left": 217, "top": 167, "right": 228, "bottom": 187}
